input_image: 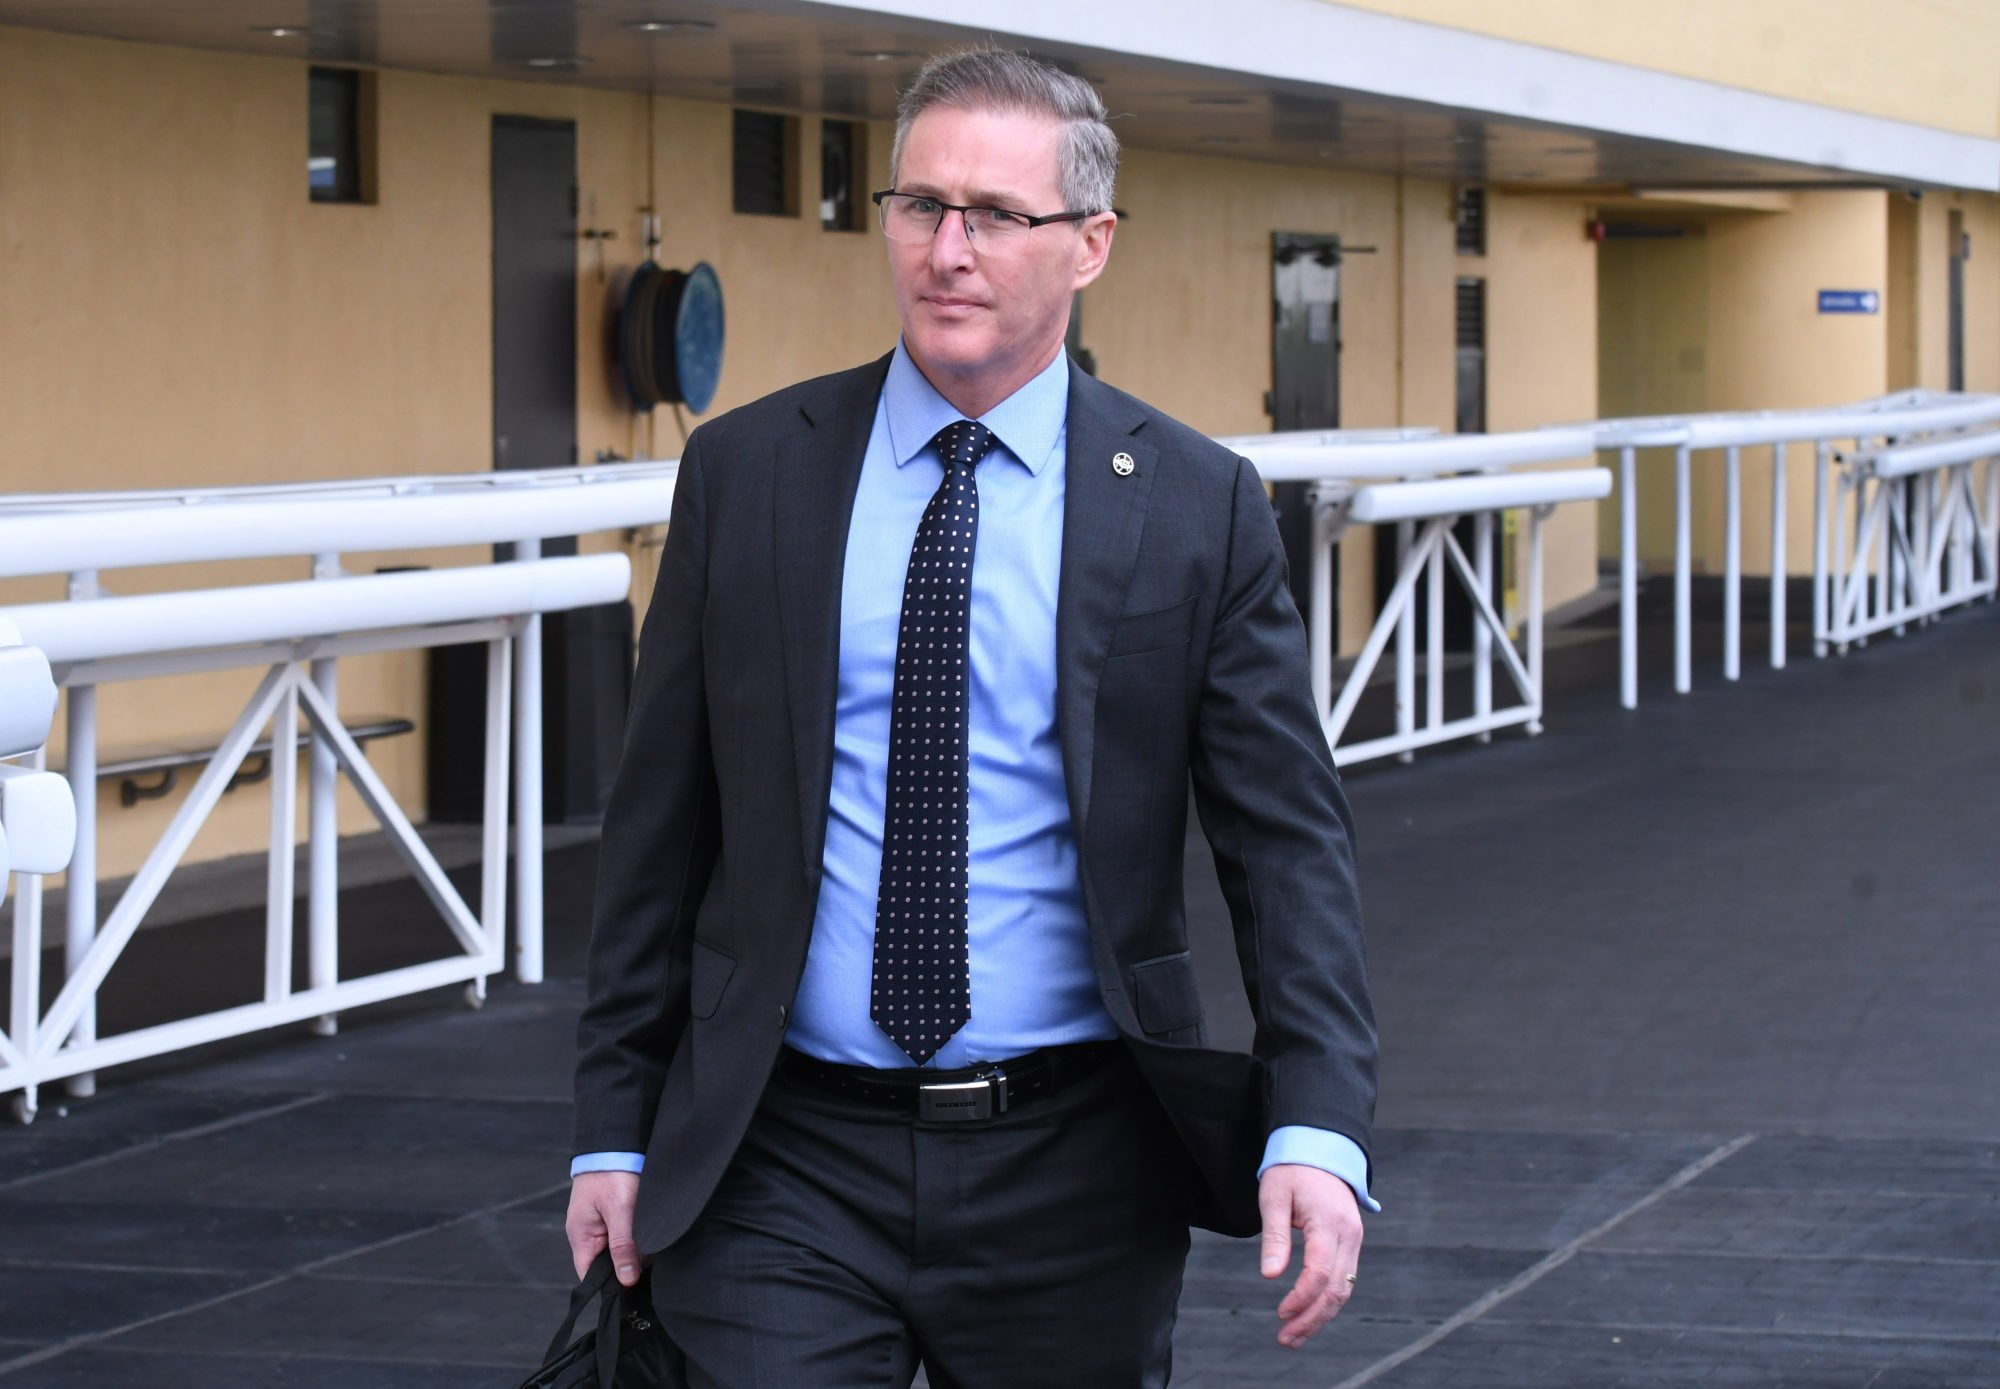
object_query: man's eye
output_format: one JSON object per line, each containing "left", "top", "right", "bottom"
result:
{"left": 982, "top": 208, "right": 1029, "bottom": 228}
{"left": 908, "top": 197, "right": 943, "bottom": 215}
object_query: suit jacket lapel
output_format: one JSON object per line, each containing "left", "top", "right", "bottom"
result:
{"left": 775, "top": 353, "right": 893, "bottom": 885}
{"left": 1056, "top": 368, "right": 1158, "bottom": 841}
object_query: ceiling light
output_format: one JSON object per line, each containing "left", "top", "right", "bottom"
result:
{"left": 526, "top": 55, "right": 590, "bottom": 69}
{"left": 852, "top": 49, "right": 919, "bottom": 61}
{"left": 249, "top": 24, "right": 315, "bottom": 37}
{"left": 624, "top": 18, "right": 716, "bottom": 33}
{"left": 1196, "top": 135, "right": 1244, "bottom": 147}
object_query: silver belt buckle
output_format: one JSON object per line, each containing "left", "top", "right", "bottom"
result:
{"left": 917, "top": 1066, "right": 1009, "bottom": 1122}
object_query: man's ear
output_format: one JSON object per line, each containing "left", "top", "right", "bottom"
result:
{"left": 1071, "top": 213, "right": 1117, "bottom": 292}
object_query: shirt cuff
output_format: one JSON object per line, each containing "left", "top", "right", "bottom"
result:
{"left": 1258, "top": 1127, "right": 1380, "bottom": 1213}
{"left": 570, "top": 1151, "right": 646, "bottom": 1178}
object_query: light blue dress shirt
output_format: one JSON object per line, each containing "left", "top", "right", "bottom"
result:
{"left": 575, "top": 343, "right": 1375, "bottom": 1213}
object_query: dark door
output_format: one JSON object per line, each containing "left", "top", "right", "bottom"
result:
{"left": 1269, "top": 232, "right": 1342, "bottom": 635}
{"left": 487, "top": 115, "right": 628, "bottom": 824}
{"left": 1948, "top": 210, "right": 1966, "bottom": 393}
{"left": 492, "top": 116, "right": 578, "bottom": 501}
{"left": 1374, "top": 276, "right": 1492, "bottom": 652}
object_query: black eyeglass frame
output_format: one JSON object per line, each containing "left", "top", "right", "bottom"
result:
{"left": 870, "top": 188, "right": 1096, "bottom": 237}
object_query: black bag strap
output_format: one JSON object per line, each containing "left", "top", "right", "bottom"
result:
{"left": 594, "top": 1268, "right": 626, "bottom": 1387}
{"left": 542, "top": 1253, "right": 620, "bottom": 1367}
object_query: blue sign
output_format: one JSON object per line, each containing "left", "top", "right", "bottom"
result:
{"left": 1818, "top": 289, "right": 1880, "bottom": 314}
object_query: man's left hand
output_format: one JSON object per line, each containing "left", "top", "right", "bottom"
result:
{"left": 1257, "top": 1163, "right": 1364, "bottom": 1348}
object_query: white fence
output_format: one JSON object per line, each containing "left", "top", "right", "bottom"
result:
{"left": 1824, "top": 430, "right": 2000, "bottom": 649}
{"left": 0, "top": 465, "right": 673, "bottom": 1121}
{"left": 5, "top": 393, "right": 1995, "bottom": 1110}
{"left": 1219, "top": 427, "right": 1609, "bottom": 766}
{"left": 1584, "top": 392, "right": 2000, "bottom": 707}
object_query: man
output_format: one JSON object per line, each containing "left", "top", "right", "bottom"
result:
{"left": 567, "top": 47, "right": 1377, "bottom": 1387}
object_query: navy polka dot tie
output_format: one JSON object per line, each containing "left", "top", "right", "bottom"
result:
{"left": 871, "top": 419, "right": 998, "bottom": 1064}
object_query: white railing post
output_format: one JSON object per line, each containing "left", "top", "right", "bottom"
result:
{"left": 1619, "top": 445, "right": 1638, "bottom": 709}
{"left": 1769, "top": 442, "right": 1787, "bottom": 669}
{"left": 264, "top": 672, "right": 299, "bottom": 1007}
{"left": 1527, "top": 504, "right": 1548, "bottom": 734}
{"left": 308, "top": 553, "right": 340, "bottom": 1036}
{"left": 513, "top": 538, "right": 545, "bottom": 986}
{"left": 1306, "top": 487, "right": 1342, "bottom": 717}
{"left": 1394, "top": 520, "right": 1415, "bottom": 761}
{"left": 8, "top": 749, "right": 43, "bottom": 1122}
{"left": 1724, "top": 444, "right": 1741, "bottom": 681}
{"left": 62, "top": 571, "right": 98, "bottom": 1100}
{"left": 1812, "top": 441, "right": 1831, "bottom": 657}
{"left": 479, "top": 633, "right": 515, "bottom": 997}
{"left": 1424, "top": 520, "right": 1445, "bottom": 736}
{"left": 1674, "top": 445, "right": 1692, "bottom": 694}
{"left": 1473, "top": 509, "right": 1493, "bottom": 739}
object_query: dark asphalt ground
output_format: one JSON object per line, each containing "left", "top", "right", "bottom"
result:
{"left": 1, "top": 578, "right": 1996, "bottom": 1386}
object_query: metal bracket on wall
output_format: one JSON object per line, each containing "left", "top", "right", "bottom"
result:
{"left": 578, "top": 227, "right": 618, "bottom": 281}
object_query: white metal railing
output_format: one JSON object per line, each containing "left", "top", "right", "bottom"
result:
{"left": 1226, "top": 426, "right": 1605, "bottom": 766}
{"left": 1582, "top": 393, "right": 2000, "bottom": 707}
{"left": 1824, "top": 431, "right": 2000, "bottom": 650}
{"left": 0, "top": 620, "right": 77, "bottom": 914}
{"left": 0, "top": 464, "right": 675, "bottom": 1119}
{"left": 8, "top": 394, "right": 1995, "bottom": 1110}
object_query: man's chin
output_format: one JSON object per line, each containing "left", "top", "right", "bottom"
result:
{"left": 906, "top": 333, "right": 997, "bottom": 382}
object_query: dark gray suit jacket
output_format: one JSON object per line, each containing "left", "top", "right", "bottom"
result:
{"left": 573, "top": 354, "right": 1375, "bottom": 1246}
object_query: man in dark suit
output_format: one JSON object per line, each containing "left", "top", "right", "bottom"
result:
{"left": 567, "top": 47, "right": 1376, "bottom": 1387}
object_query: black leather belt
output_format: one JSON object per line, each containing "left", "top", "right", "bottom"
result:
{"left": 778, "top": 1042, "right": 1122, "bottom": 1122}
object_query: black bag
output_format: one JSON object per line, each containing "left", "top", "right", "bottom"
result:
{"left": 517, "top": 1254, "right": 681, "bottom": 1388}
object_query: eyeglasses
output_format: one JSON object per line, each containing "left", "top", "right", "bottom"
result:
{"left": 871, "top": 190, "right": 1093, "bottom": 252}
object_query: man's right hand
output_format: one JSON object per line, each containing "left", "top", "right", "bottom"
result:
{"left": 566, "top": 1170, "right": 643, "bottom": 1287}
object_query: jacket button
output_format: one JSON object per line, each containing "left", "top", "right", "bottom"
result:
{"left": 776, "top": 1003, "right": 789, "bottom": 1029}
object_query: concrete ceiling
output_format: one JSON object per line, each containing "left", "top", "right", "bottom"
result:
{"left": 0, "top": 0, "right": 1933, "bottom": 190}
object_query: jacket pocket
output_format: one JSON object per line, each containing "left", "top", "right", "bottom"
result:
{"left": 1107, "top": 595, "right": 1196, "bottom": 657}
{"left": 1131, "top": 950, "right": 1202, "bottom": 1036}
{"left": 689, "top": 938, "right": 737, "bottom": 1020}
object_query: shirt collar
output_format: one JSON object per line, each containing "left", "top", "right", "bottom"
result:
{"left": 883, "top": 341, "right": 1069, "bottom": 477}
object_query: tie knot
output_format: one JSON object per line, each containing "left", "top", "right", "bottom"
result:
{"left": 930, "top": 420, "right": 999, "bottom": 474}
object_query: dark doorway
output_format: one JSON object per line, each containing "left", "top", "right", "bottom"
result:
{"left": 454, "top": 115, "right": 626, "bottom": 826}
{"left": 1269, "top": 231, "right": 1342, "bottom": 633}
{"left": 492, "top": 116, "right": 578, "bottom": 500}
{"left": 1374, "top": 275, "right": 1493, "bottom": 652}
{"left": 1948, "top": 209, "right": 1967, "bottom": 393}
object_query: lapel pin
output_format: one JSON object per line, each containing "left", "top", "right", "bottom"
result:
{"left": 1112, "top": 452, "right": 1136, "bottom": 477}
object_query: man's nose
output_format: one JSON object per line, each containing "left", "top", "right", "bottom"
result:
{"left": 928, "top": 210, "right": 976, "bottom": 271}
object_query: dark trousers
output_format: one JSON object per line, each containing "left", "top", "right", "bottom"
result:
{"left": 650, "top": 1049, "right": 1194, "bottom": 1388}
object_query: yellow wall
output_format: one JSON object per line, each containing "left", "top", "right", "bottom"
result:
{"left": 1596, "top": 232, "right": 1708, "bottom": 566}
{"left": 1702, "top": 191, "right": 1889, "bottom": 576}
{"left": 1483, "top": 192, "right": 1600, "bottom": 609}
{"left": 0, "top": 25, "right": 899, "bottom": 880}
{"left": 1332, "top": 0, "right": 2000, "bottom": 138}
{"left": 0, "top": 25, "right": 1681, "bottom": 886}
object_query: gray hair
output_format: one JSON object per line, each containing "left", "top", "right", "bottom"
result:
{"left": 890, "top": 48, "right": 1119, "bottom": 216}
